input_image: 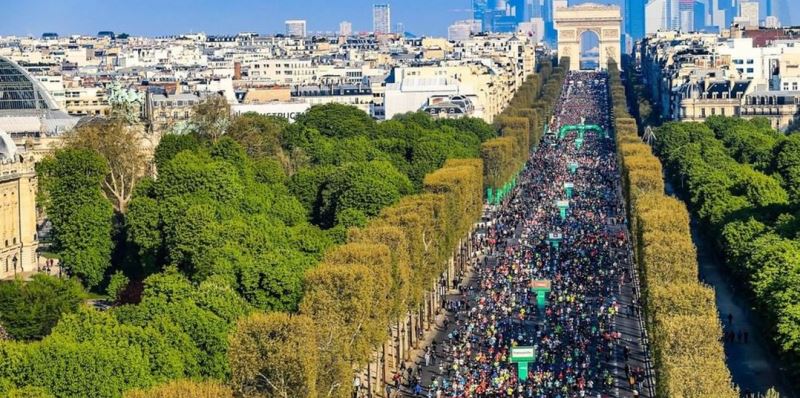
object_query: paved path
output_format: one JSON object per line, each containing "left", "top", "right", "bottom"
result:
{"left": 665, "top": 182, "right": 795, "bottom": 398}
{"left": 693, "top": 221, "right": 794, "bottom": 398}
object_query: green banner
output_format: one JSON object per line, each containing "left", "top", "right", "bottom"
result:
{"left": 518, "top": 361, "right": 529, "bottom": 381}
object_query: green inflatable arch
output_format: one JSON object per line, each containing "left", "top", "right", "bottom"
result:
{"left": 557, "top": 124, "right": 608, "bottom": 139}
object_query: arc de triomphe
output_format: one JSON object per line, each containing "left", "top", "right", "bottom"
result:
{"left": 554, "top": 3, "right": 621, "bottom": 71}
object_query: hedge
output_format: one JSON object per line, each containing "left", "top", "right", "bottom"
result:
{"left": 608, "top": 60, "right": 737, "bottom": 398}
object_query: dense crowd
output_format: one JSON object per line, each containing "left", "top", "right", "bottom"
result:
{"left": 397, "top": 72, "right": 647, "bottom": 398}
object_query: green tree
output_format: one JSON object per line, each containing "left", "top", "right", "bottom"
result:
{"left": 229, "top": 312, "right": 318, "bottom": 398}
{"left": 294, "top": 103, "right": 375, "bottom": 139}
{"left": 0, "top": 275, "right": 85, "bottom": 340}
{"left": 38, "top": 149, "right": 114, "bottom": 288}
{"left": 123, "top": 379, "right": 233, "bottom": 398}
{"left": 66, "top": 120, "right": 148, "bottom": 213}
{"left": 319, "top": 161, "right": 413, "bottom": 227}
{"left": 153, "top": 134, "right": 200, "bottom": 172}
{"left": 191, "top": 95, "right": 231, "bottom": 143}
{"left": 227, "top": 113, "right": 287, "bottom": 158}
{"left": 106, "top": 271, "right": 130, "bottom": 303}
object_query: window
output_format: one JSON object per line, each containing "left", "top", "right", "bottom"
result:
{"left": 746, "top": 68, "right": 754, "bottom": 73}
{"left": 746, "top": 59, "right": 754, "bottom": 64}
{"left": 701, "top": 108, "right": 706, "bottom": 117}
{"left": 794, "top": 82, "right": 799, "bottom": 90}
{"left": 736, "top": 68, "right": 744, "bottom": 74}
{"left": 721, "top": 108, "right": 726, "bottom": 116}
{"left": 711, "top": 108, "right": 716, "bottom": 115}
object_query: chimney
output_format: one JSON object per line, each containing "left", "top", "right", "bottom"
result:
{"left": 234, "top": 62, "right": 242, "bottom": 80}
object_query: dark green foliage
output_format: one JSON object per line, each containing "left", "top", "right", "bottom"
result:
{"left": 655, "top": 117, "right": 800, "bottom": 376}
{"left": 252, "top": 157, "right": 287, "bottom": 185}
{"left": 319, "top": 161, "right": 413, "bottom": 227}
{"left": 335, "top": 208, "right": 368, "bottom": 229}
{"left": 22, "top": 101, "right": 509, "bottom": 396}
{"left": 226, "top": 112, "right": 286, "bottom": 158}
{"left": 153, "top": 134, "right": 200, "bottom": 172}
{"left": 293, "top": 103, "right": 375, "bottom": 139}
{"left": 0, "top": 275, "right": 85, "bottom": 340}
{"left": 704, "top": 116, "right": 784, "bottom": 172}
{"left": 287, "top": 165, "right": 338, "bottom": 221}
{"left": 0, "top": 272, "right": 252, "bottom": 398}
{"left": 284, "top": 107, "right": 493, "bottom": 223}
{"left": 154, "top": 151, "right": 243, "bottom": 203}
{"left": 126, "top": 137, "right": 328, "bottom": 312}
{"left": 37, "top": 149, "right": 114, "bottom": 287}
{"left": 775, "top": 134, "right": 800, "bottom": 204}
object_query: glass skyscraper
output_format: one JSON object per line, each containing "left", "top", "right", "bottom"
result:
{"left": 625, "top": 0, "right": 646, "bottom": 41}
{"left": 373, "top": 4, "right": 391, "bottom": 34}
{"left": 472, "top": 0, "right": 533, "bottom": 33}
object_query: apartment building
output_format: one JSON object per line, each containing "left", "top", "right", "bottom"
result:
{"left": 640, "top": 29, "right": 800, "bottom": 131}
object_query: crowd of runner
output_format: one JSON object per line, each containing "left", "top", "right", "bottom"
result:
{"left": 395, "top": 71, "right": 649, "bottom": 398}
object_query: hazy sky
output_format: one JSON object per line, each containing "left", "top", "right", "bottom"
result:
{"left": 0, "top": 0, "right": 795, "bottom": 38}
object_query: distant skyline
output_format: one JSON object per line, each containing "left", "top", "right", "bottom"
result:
{"left": 0, "top": 0, "right": 796, "bottom": 39}
{"left": 0, "top": 0, "right": 472, "bottom": 38}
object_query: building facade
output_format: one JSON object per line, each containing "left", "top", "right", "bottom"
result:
{"left": 639, "top": 30, "right": 800, "bottom": 131}
{"left": 339, "top": 21, "right": 353, "bottom": 37}
{"left": 0, "top": 133, "right": 38, "bottom": 280}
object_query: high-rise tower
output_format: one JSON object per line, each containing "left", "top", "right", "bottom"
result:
{"left": 625, "top": 0, "right": 646, "bottom": 41}
{"left": 373, "top": 4, "right": 391, "bottom": 34}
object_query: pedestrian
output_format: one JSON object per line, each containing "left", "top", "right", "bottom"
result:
{"left": 352, "top": 375, "right": 361, "bottom": 398}
{"left": 413, "top": 381, "right": 423, "bottom": 396}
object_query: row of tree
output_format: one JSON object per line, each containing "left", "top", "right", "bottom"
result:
{"left": 225, "top": 60, "right": 565, "bottom": 397}
{"left": 227, "top": 158, "right": 485, "bottom": 397}
{"left": 652, "top": 118, "right": 800, "bottom": 376}
{"left": 1, "top": 58, "right": 560, "bottom": 397}
{"left": 609, "top": 62, "right": 738, "bottom": 397}
{"left": 481, "top": 58, "right": 568, "bottom": 194}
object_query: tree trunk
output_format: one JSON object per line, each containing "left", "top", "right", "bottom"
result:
{"left": 382, "top": 341, "right": 389, "bottom": 394}
{"left": 397, "top": 318, "right": 405, "bottom": 364}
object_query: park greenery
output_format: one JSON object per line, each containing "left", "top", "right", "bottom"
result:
{"left": 652, "top": 117, "right": 800, "bottom": 377}
{"left": 610, "top": 61, "right": 738, "bottom": 397}
{"left": 622, "top": 56, "right": 800, "bottom": 378}
{"left": 0, "top": 58, "right": 568, "bottom": 397}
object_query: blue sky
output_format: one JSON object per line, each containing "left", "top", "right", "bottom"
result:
{"left": 0, "top": 0, "right": 795, "bottom": 38}
{"left": 0, "top": 0, "right": 474, "bottom": 37}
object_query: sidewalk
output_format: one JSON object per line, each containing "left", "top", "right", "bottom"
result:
{"left": 692, "top": 220, "right": 794, "bottom": 398}
{"left": 389, "top": 226, "right": 490, "bottom": 397}
{"left": 665, "top": 181, "right": 795, "bottom": 397}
